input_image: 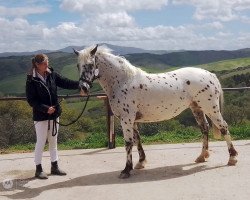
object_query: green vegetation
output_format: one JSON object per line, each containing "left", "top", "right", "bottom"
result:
{"left": 197, "top": 57, "right": 250, "bottom": 71}
{"left": 0, "top": 53, "right": 250, "bottom": 153}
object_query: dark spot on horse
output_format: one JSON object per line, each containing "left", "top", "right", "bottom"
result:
{"left": 140, "top": 84, "right": 143, "bottom": 89}
{"left": 186, "top": 80, "right": 190, "bottom": 85}
{"left": 133, "top": 100, "right": 135, "bottom": 104}
{"left": 220, "top": 128, "right": 227, "bottom": 136}
{"left": 191, "top": 101, "right": 199, "bottom": 107}
{"left": 127, "top": 129, "right": 131, "bottom": 132}
{"left": 135, "top": 112, "right": 143, "bottom": 120}
{"left": 112, "top": 95, "right": 115, "bottom": 99}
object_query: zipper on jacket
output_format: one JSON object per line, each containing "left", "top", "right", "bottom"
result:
{"left": 33, "top": 79, "right": 53, "bottom": 106}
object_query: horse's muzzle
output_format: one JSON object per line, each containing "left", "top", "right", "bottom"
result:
{"left": 79, "top": 86, "right": 89, "bottom": 96}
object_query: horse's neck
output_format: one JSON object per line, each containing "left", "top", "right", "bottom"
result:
{"left": 97, "top": 53, "right": 135, "bottom": 97}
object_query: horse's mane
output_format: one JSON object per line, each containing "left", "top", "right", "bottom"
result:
{"left": 97, "top": 45, "right": 145, "bottom": 77}
{"left": 79, "top": 45, "right": 145, "bottom": 77}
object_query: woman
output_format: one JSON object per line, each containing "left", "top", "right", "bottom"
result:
{"left": 26, "top": 54, "right": 81, "bottom": 179}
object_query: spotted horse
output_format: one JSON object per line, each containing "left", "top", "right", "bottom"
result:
{"left": 74, "top": 45, "right": 238, "bottom": 178}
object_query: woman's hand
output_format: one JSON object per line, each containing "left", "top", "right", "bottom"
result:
{"left": 47, "top": 106, "right": 55, "bottom": 114}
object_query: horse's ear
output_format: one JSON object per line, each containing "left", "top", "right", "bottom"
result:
{"left": 90, "top": 44, "right": 98, "bottom": 56}
{"left": 73, "top": 48, "right": 79, "bottom": 56}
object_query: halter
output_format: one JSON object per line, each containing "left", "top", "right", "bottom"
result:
{"left": 79, "top": 56, "right": 100, "bottom": 89}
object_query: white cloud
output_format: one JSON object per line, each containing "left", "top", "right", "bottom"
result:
{"left": 172, "top": 0, "right": 250, "bottom": 22}
{"left": 0, "top": 5, "right": 49, "bottom": 17}
{"left": 86, "top": 12, "right": 136, "bottom": 28}
{"left": 1, "top": 0, "right": 250, "bottom": 52}
{"left": 60, "top": 0, "right": 168, "bottom": 14}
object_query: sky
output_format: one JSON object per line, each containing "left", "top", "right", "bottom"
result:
{"left": 1, "top": 0, "right": 250, "bottom": 53}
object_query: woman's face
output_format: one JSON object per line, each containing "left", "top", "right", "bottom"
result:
{"left": 36, "top": 60, "right": 48, "bottom": 74}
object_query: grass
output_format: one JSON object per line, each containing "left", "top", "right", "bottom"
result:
{"left": 196, "top": 57, "right": 250, "bottom": 71}
{"left": 219, "top": 67, "right": 250, "bottom": 79}
{"left": 2, "top": 124, "right": 249, "bottom": 154}
{"left": 1, "top": 57, "right": 250, "bottom": 95}
{"left": 0, "top": 73, "right": 26, "bottom": 95}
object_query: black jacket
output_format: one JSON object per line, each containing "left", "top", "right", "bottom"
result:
{"left": 26, "top": 68, "right": 79, "bottom": 121}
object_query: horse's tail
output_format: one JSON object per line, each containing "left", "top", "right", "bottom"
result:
{"left": 212, "top": 80, "right": 224, "bottom": 139}
{"left": 219, "top": 85, "right": 224, "bottom": 114}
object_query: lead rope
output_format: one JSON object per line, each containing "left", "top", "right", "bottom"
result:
{"left": 47, "top": 95, "right": 90, "bottom": 136}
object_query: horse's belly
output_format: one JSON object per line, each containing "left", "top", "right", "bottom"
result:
{"left": 135, "top": 105, "right": 188, "bottom": 123}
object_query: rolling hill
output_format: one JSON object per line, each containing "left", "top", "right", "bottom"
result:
{"left": 0, "top": 44, "right": 250, "bottom": 96}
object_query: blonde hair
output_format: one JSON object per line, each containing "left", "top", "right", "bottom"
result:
{"left": 28, "top": 54, "right": 48, "bottom": 75}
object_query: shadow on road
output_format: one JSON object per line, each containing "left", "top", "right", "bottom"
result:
{"left": 2, "top": 162, "right": 226, "bottom": 199}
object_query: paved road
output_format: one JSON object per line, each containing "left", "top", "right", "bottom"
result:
{"left": 0, "top": 140, "right": 250, "bottom": 200}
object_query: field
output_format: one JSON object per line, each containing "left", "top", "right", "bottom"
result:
{"left": 1, "top": 57, "right": 250, "bottom": 95}
{"left": 0, "top": 56, "right": 249, "bottom": 153}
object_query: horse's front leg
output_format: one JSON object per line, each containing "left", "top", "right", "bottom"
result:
{"left": 119, "top": 119, "right": 134, "bottom": 179}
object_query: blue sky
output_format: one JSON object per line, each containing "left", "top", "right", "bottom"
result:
{"left": 1, "top": 0, "right": 250, "bottom": 53}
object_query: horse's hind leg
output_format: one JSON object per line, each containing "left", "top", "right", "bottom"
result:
{"left": 209, "top": 113, "right": 238, "bottom": 165}
{"left": 133, "top": 123, "right": 146, "bottom": 169}
{"left": 190, "top": 102, "right": 210, "bottom": 163}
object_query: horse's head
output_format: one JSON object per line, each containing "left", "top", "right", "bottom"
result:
{"left": 74, "top": 45, "right": 100, "bottom": 95}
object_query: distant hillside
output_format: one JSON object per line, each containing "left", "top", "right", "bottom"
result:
{"left": 0, "top": 43, "right": 160, "bottom": 58}
{"left": 126, "top": 49, "right": 250, "bottom": 67}
{"left": 0, "top": 52, "right": 75, "bottom": 81}
{"left": 1, "top": 45, "right": 250, "bottom": 95}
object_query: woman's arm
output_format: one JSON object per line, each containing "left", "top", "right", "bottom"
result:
{"left": 54, "top": 72, "right": 79, "bottom": 90}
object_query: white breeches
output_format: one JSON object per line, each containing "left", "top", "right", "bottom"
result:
{"left": 34, "top": 119, "right": 59, "bottom": 165}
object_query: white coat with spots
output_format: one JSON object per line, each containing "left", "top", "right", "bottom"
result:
{"left": 75, "top": 45, "right": 238, "bottom": 178}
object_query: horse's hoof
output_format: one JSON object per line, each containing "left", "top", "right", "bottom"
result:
{"left": 134, "top": 160, "right": 146, "bottom": 169}
{"left": 195, "top": 156, "right": 206, "bottom": 163}
{"left": 228, "top": 157, "right": 237, "bottom": 166}
{"left": 119, "top": 172, "right": 130, "bottom": 179}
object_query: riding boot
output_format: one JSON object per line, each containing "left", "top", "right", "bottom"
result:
{"left": 51, "top": 161, "right": 67, "bottom": 175}
{"left": 35, "top": 164, "right": 48, "bottom": 179}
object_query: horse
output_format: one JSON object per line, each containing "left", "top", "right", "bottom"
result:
{"left": 74, "top": 45, "right": 238, "bottom": 178}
